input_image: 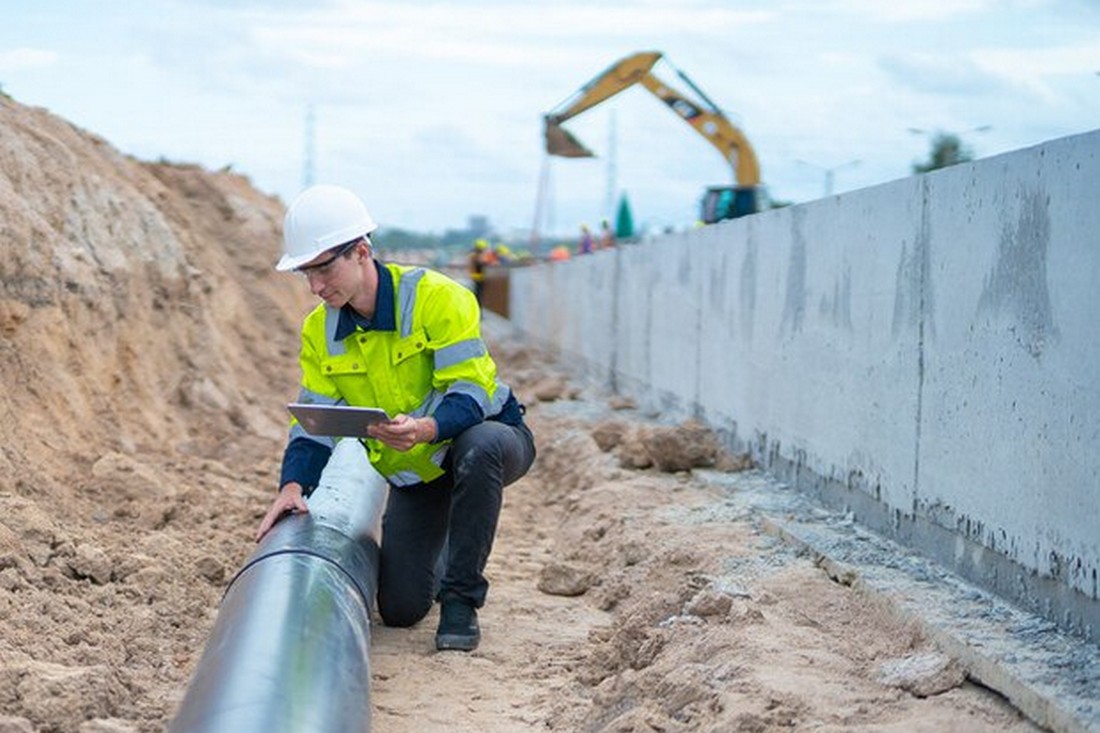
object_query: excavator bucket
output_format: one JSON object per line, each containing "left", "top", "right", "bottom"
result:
{"left": 545, "top": 118, "right": 595, "bottom": 158}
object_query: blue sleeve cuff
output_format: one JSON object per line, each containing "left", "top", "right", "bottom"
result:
{"left": 433, "top": 393, "right": 483, "bottom": 441}
{"left": 279, "top": 437, "right": 332, "bottom": 494}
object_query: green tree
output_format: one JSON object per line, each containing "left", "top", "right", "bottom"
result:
{"left": 372, "top": 227, "right": 441, "bottom": 250}
{"left": 912, "top": 132, "right": 973, "bottom": 173}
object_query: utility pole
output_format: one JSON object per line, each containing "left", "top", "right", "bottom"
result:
{"left": 530, "top": 156, "right": 555, "bottom": 255}
{"left": 796, "top": 158, "right": 861, "bottom": 197}
{"left": 604, "top": 109, "right": 618, "bottom": 223}
{"left": 908, "top": 125, "right": 992, "bottom": 138}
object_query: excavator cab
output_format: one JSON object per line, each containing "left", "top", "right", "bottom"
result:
{"left": 700, "top": 186, "right": 765, "bottom": 224}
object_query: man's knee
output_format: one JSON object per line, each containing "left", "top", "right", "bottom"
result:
{"left": 452, "top": 423, "right": 510, "bottom": 476}
{"left": 377, "top": 592, "right": 433, "bottom": 628}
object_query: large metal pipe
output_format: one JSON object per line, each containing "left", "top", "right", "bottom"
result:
{"left": 169, "top": 440, "right": 387, "bottom": 733}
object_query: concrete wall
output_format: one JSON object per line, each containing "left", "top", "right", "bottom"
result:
{"left": 508, "top": 129, "right": 1100, "bottom": 639}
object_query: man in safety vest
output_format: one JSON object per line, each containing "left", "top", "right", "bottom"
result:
{"left": 256, "top": 185, "right": 536, "bottom": 652}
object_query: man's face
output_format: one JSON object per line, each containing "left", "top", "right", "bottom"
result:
{"left": 296, "top": 240, "right": 363, "bottom": 306}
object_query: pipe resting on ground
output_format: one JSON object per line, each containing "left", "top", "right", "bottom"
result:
{"left": 169, "top": 440, "right": 387, "bottom": 733}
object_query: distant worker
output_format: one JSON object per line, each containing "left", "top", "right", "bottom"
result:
{"left": 257, "top": 185, "right": 536, "bottom": 652}
{"left": 468, "top": 238, "right": 490, "bottom": 303}
{"left": 548, "top": 244, "right": 571, "bottom": 262}
{"left": 599, "top": 219, "right": 616, "bottom": 249}
{"left": 577, "top": 224, "right": 595, "bottom": 255}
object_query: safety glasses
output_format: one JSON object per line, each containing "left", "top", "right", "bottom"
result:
{"left": 295, "top": 238, "right": 361, "bottom": 278}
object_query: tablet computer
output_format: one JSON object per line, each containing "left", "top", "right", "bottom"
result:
{"left": 287, "top": 403, "right": 392, "bottom": 438}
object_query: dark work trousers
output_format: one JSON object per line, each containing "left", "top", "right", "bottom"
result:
{"left": 376, "top": 419, "right": 536, "bottom": 627}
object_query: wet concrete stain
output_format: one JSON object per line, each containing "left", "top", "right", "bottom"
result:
{"left": 740, "top": 236, "right": 757, "bottom": 341}
{"left": 781, "top": 208, "right": 807, "bottom": 335}
{"left": 893, "top": 183, "right": 934, "bottom": 506}
{"left": 977, "top": 187, "right": 1057, "bottom": 358}
{"left": 709, "top": 248, "right": 729, "bottom": 318}
{"left": 718, "top": 249, "right": 743, "bottom": 340}
{"left": 892, "top": 182, "right": 934, "bottom": 341}
{"left": 819, "top": 262, "right": 853, "bottom": 330}
{"left": 676, "top": 242, "right": 692, "bottom": 285}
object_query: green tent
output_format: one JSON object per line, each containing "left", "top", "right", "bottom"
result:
{"left": 615, "top": 193, "right": 634, "bottom": 239}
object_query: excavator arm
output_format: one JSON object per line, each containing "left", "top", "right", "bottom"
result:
{"left": 544, "top": 51, "right": 761, "bottom": 188}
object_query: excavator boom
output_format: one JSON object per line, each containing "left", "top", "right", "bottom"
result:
{"left": 544, "top": 52, "right": 662, "bottom": 159}
{"left": 546, "top": 51, "right": 662, "bottom": 125}
{"left": 544, "top": 51, "right": 762, "bottom": 197}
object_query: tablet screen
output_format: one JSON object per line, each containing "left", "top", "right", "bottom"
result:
{"left": 287, "top": 403, "right": 392, "bottom": 438}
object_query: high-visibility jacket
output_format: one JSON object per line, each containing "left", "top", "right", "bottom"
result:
{"left": 290, "top": 262, "right": 512, "bottom": 486}
{"left": 468, "top": 249, "right": 486, "bottom": 282}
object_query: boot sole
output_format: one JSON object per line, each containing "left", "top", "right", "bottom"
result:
{"left": 435, "top": 633, "right": 480, "bottom": 652}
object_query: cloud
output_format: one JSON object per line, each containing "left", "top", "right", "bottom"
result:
{"left": 241, "top": 1, "right": 774, "bottom": 70}
{"left": 877, "top": 52, "right": 1006, "bottom": 96}
{"left": 0, "top": 48, "right": 59, "bottom": 71}
{"left": 975, "top": 43, "right": 1100, "bottom": 99}
{"left": 825, "top": 0, "right": 994, "bottom": 23}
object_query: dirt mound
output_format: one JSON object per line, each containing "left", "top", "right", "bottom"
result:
{"left": 0, "top": 96, "right": 311, "bottom": 731}
{"left": 0, "top": 97, "right": 308, "bottom": 475}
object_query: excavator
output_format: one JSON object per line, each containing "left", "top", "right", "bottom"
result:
{"left": 544, "top": 51, "right": 765, "bottom": 224}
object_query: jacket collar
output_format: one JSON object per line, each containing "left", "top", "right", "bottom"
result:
{"left": 333, "top": 259, "right": 396, "bottom": 341}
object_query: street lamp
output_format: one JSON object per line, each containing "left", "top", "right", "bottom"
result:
{"left": 908, "top": 125, "right": 992, "bottom": 137}
{"left": 908, "top": 126, "right": 991, "bottom": 172}
{"left": 908, "top": 125, "right": 992, "bottom": 152}
{"left": 795, "top": 158, "right": 861, "bottom": 197}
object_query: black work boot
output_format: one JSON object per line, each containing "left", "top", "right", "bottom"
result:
{"left": 435, "top": 599, "right": 480, "bottom": 652}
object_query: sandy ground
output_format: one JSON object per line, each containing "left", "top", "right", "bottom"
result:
{"left": 0, "top": 96, "right": 1042, "bottom": 732}
{"left": 367, "top": 326, "right": 1040, "bottom": 733}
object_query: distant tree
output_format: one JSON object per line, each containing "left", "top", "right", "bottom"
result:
{"left": 372, "top": 227, "right": 442, "bottom": 250}
{"left": 912, "top": 132, "right": 973, "bottom": 173}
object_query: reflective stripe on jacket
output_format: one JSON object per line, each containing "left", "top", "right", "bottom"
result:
{"left": 291, "top": 262, "right": 510, "bottom": 486}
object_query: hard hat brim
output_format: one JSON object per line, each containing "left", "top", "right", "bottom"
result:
{"left": 276, "top": 250, "right": 325, "bottom": 272}
{"left": 275, "top": 226, "right": 376, "bottom": 272}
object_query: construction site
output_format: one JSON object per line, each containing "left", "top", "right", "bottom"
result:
{"left": 2, "top": 56, "right": 1099, "bottom": 733}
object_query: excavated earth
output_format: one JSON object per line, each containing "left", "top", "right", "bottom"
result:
{"left": 0, "top": 96, "right": 1043, "bottom": 732}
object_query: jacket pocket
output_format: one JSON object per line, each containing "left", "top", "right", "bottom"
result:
{"left": 391, "top": 328, "right": 428, "bottom": 365}
{"left": 319, "top": 353, "right": 368, "bottom": 378}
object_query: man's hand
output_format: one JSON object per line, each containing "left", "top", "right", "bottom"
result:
{"left": 368, "top": 414, "right": 437, "bottom": 452}
{"left": 255, "top": 482, "right": 309, "bottom": 542}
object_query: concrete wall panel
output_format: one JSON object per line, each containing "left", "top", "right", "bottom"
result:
{"left": 917, "top": 134, "right": 1100, "bottom": 606}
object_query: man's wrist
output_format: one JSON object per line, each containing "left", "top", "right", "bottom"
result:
{"left": 418, "top": 418, "right": 438, "bottom": 444}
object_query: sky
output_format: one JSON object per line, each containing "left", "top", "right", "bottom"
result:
{"left": 2, "top": 0, "right": 1098, "bottom": 243}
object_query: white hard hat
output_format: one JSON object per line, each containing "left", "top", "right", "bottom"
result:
{"left": 277, "top": 184, "right": 378, "bottom": 271}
